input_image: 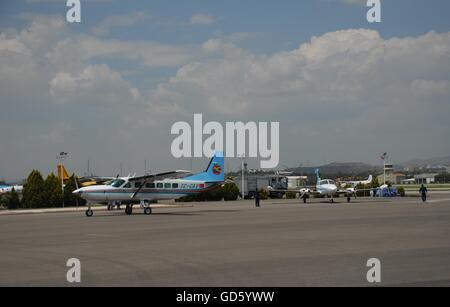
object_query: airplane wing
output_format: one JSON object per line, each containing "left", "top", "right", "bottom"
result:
{"left": 129, "top": 170, "right": 192, "bottom": 183}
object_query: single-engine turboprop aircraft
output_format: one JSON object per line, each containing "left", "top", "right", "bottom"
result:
{"left": 73, "top": 152, "right": 225, "bottom": 216}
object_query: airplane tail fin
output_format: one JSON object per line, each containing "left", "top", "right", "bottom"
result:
{"left": 57, "top": 164, "right": 70, "bottom": 183}
{"left": 315, "top": 168, "right": 321, "bottom": 182}
{"left": 368, "top": 175, "right": 373, "bottom": 182}
{"left": 183, "top": 152, "right": 224, "bottom": 183}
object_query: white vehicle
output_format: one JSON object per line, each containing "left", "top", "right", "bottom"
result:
{"left": 73, "top": 152, "right": 225, "bottom": 216}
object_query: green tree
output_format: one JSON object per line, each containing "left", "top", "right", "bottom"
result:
{"left": 223, "top": 183, "right": 239, "bottom": 201}
{"left": 21, "top": 170, "right": 46, "bottom": 208}
{"left": 259, "top": 188, "right": 269, "bottom": 200}
{"left": 370, "top": 177, "right": 380, "bottom": 188}
{"left": 64, "top": 175, "right": 86, "bottom": 207}
{"left": 285, "top": 191, "right": 297, "bottom": 199}
{"left": 7, "top": 188, "right": 20, "bottom": 210}
{"left": 435, "top": 173, "right": 450, "bottom": 183}
{"left": 44, "top": 173, "right": 62, "bottom": 208}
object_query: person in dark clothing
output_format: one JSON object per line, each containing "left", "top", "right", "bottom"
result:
{"left": 419, "top": 184, "right": 428, "bottom": 202}
{"left": 254, "top": 190, "right": 260, "bottom": 207}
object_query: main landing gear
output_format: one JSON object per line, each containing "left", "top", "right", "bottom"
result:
{"left": 85, "top": 201, "right": 153, "bottom": 217}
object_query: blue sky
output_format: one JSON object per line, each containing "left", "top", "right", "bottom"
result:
{"left": 3, "top": 1, "right": 450, "bottom": 49}
{"left": 1, "top": 0, "right": 450, "bottom": 179}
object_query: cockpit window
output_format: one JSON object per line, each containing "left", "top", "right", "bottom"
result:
{"left": 123, "top": 182, "right": 132, "bottom": 189}
{"left": 319, "top": 180, "right": 335, "bottom": 185}
{"left": 111, "top": 179, "right": 125, "bottom": 188}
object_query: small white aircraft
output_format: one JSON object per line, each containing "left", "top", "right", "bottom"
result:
{"left": 339, "top": 175, "right": 373, "bottom": 188}
{"left": 73, "top": 152, "right": 225, "bottom": 217}
{"left": 0, "top": 184, "right": 23, "bottom": 195}
{"left": 269, "top": 169, "right": 357, "bottom": 203}
{"left": 300, "top": 169, "right": 357, "bottom": 203}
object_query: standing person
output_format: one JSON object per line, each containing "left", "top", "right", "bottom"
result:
{"left": 254, "top": 189, "right": 260, "bottom": 207}
{"left": 419, "top": 184, "right": 428, "bottom": 203}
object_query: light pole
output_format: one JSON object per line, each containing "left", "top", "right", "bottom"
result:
{"left": 57, "top": 152, "right": 68, "bottom": 208}
{"left": 381, "top": 152, "right": 388, "bottom": 185}
{"left": 239, "top": 154, "right": 246, "bottom": 199}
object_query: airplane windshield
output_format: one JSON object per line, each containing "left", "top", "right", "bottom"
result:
{"left": 110, "top": 179, "right": 125, "bottom": 188}
{"left": 319, "top": 180, "right": 335, "bottom": 185}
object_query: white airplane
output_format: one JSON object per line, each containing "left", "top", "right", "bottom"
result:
{"left": 73, "top": 152, "right": 225, "bottom": 217}
{"left": 301, "top": 169, "right": 357, "bottom": 203}
{"left": 269, "top": 169, "right": 356, "bottom": 203}
{"left": 339, "top": 175, "right": 373, "bottom": 188}
{"left": 0, "top": 184, "right": 23, "bottom": 195}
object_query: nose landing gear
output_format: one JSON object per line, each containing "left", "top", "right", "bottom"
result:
{"left": 141, "top": 200, "right": 153, "bottom": 215}
{"left": 85, "top": 208, "right": 93, "bottom": 217}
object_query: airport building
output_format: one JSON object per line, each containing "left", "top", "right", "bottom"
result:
{"left": 377, "top": 172, "right": 406, "bottom": 185}
{"left": 376, "top": 163, "right": 406, "bottom": 184}
{"left": 414, "top": 173, "right": 439, "bottom": 184}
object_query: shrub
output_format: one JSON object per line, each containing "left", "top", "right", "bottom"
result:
{"left": 285, "top": 191, "right": 297, "bottom": 199}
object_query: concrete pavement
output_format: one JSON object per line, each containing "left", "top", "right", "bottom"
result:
{"left": 0, "top": 195, "right": 449, "bottom": 286}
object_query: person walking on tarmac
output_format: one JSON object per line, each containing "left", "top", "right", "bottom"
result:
{"left": 419, "top": 184, "right": 428, "bottom": 203}
{"left": 254, "top": 189, "right": 260, "bottom": 207}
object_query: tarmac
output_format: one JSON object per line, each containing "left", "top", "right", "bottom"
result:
{"left": 0, "top": 194, "right": 449, "bottom": 287}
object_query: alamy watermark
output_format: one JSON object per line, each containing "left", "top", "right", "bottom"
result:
{"left": 66, "top": 1, "right": 381, "bottom": 25}
{"left": 367, "top": 0, "right": 382, "bottom": 23}
{"left": 66, "top": 258, "right": 81, "bottom": 283}
{"left": 66, "top": 0, "right": 81, "bottom": 23}
{"left": 171, "top": 114, "right": 280, "bottom": 169}
{"left": 366, "top": 258, "right": 381, "bottom": 283}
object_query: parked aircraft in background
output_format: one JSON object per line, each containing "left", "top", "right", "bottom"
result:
{"left": 339, "top": 175, "right": 373, "bottom": 188}
{"left": 57, "top": 165, "right": 115, "bottom": 187}
{"left": 73, "top": 152, "right": 225, "bottom": 217}
{"left": 0, "top": 184, "right": 23, "bottom": 195}
{"left": 299, "top": 169, "right": 357, "bottom": 203}
{"left": 268, "top": 169, "right": 356, "bottom": 203}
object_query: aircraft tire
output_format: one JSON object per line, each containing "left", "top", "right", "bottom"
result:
{"left": 347, "top": 197, "right": 351, "bottom": 203}
{"left": 144, "top": 207, "right": 152, "bottom": 215}
{"left": 85, "top": 209, "right": 93, "bottom": 217}
{"left": 125, "top": 206, "right": 133, "bottom": 215}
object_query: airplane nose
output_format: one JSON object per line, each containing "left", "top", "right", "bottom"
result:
{"left": 73, "top": 189, "right": 82, "bottom": 195}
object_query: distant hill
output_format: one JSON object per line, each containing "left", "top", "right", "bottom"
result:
{"left": 286, "top": 162, "right": 381, "bottom": 176}
{"left": 400, "top": 156, "right": 450, "bottom": 168}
